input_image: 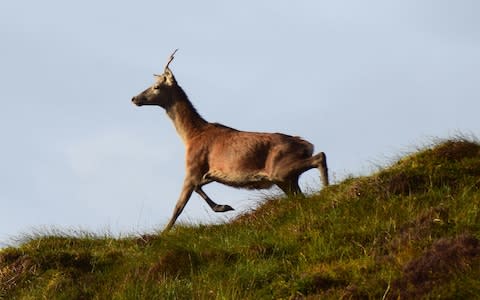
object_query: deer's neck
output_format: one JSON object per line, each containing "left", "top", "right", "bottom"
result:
{"left": 166, "top": 89, "right": 207, "bottom": 144}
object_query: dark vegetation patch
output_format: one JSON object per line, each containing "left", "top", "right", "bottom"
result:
{"left": 426, "top": 139, "right": 480, "bottom": 162}
{"left": 387, "top": 206, "right": 452, "bottom": 253}
{"left": 294, "top": 273, "right": 349, "bottom": 297}
{"left": 147, "top": 248, "right": 196, "bottom": 279}
{"left": 390, "top": 233, "right": 480, "bottom": 299}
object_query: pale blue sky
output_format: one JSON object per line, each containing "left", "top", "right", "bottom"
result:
{"left": 1, "top": 1, "right": 479, "bottom": 245}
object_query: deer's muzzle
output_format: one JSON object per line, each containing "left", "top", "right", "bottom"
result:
{"left": 131, "top": 96, "right": 142, "bottom": 106}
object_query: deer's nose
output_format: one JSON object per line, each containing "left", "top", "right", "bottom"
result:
{"left": 131, "top": 96, "right": 142, "bottom": 106}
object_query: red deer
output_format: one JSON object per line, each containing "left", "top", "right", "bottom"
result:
{"left": 131, "top": 50, "right": 329, "bottom": 231}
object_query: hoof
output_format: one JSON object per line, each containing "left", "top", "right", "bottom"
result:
{"left": 214, "top": 204, "right": 234, "bottom": 212}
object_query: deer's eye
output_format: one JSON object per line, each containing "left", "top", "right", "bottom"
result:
{"left": 153, "top": 84, "right": 160, "bottom": 90}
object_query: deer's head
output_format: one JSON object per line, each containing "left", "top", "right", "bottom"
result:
{"left": 132, "top": 49, "right": 178, "bottom": 108}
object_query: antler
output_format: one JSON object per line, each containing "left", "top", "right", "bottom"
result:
{"left": 164, "top": 49, "right": 179, "bottom": 71}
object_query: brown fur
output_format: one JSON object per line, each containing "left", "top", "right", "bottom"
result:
{"left": 132, "top": 54, "right": 329, "bottom": 231}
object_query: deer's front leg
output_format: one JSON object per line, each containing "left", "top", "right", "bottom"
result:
{"left": 163, "top": 180, "right": 194, "bottom": 232}
{"left": 195, "top": 186, "right": 234, "bottom": 213}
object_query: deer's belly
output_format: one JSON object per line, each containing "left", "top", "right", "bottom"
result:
{"left": 204, "top": 170, "right": 275, "bottom": 190}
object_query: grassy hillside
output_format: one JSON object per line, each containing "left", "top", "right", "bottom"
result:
{"left": 1, "top": 138, "right": 480, "bottom": 299}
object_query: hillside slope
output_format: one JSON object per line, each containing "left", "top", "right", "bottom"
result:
{"left": 1, "top": 139, "right": 480, "bottom": 299}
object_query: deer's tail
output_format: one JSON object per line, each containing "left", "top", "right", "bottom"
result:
{"left": 313, "top": 152, "right": 329, "bottom": 187}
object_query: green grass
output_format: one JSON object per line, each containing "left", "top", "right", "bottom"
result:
{"left": 2, "top": 138, "right": 480, "bottom": 299}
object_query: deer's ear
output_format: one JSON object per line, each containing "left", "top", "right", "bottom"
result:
{"left": 164, "top": 68, "right": 177, "bottom": 86}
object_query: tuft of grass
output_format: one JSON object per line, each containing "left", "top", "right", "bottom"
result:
{"left": 1, "top": 138, "right": 480, "bottom": 299}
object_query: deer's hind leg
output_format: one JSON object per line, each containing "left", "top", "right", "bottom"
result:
{"left": 195, "top": 186, "right": 234, "bottom": 213}
{"left": 273, "top": 152, "right": 329, "bottom": 191}
{"left": 277, "top": 178, "right": 303, "bottom": 196}
{"left": 312, "top": 152, "right": 329, "bottom": 187}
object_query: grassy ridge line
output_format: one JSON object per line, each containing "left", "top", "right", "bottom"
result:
{"left": 1, "top": 138, "right": 480, "bottom": 299}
